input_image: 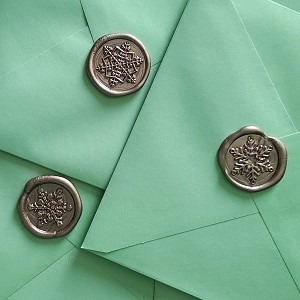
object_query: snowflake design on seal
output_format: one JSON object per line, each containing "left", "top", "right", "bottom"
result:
{"left": 96, "top": 41, "right": 144, "bottom": 88}
{"left": 229, "top": 136, "right": 274, "bottom": 185}
{"left": 28, "top": 188, "right": 73, "bottom": 228}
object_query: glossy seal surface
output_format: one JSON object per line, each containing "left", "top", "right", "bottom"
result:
{"left": 218, "top": 126, "right": 287, "bottom": 192}
{"left": 18, "top": 175, "right": 82, "bottom": 238}
{"left": 87, "top": 33, "right": 150, "bottom": 96}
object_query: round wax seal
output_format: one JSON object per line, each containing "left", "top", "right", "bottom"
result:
{"left": 18, "top": 175, "right": 82, "bottom": 238}
{"left": 218, "top": 126, "right": 287, "bottom": 192}
{"left": 87, "top": 33, "right": 150, "bottom": 96}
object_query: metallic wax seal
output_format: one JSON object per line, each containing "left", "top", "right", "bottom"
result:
{"left": 218, "top": 126, "right": 287, "bottom": 192}
{"left": 18, "top": 175, "right": 82, "bottom": 238}
{"left": 87, "top": 33, "right": 150, "bottom": 96}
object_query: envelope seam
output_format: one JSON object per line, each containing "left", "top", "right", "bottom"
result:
{"left": 230, "top": 0, "right": 298, "bottom": 134}
{"left": 279, "top": 132, "right": 300, "bottom": 140}
{"left": 268, "top": 0, "right": 300, "bottom": 15}
{"left": 0, "top": 26, "right": 89, "bottom": 81}
{"left": 5, "top": 246, "right": 75, "bottom": 299}
{"left": 80, "top": 0, "right": 94, "bottom": 43}
{"left": 99, "top": 212, "right": 259, "bottom": 253}
{"left": 102, "top": 0, "right": 191, "bottom": 189}
{"left": 0, "top": 148, "right": 107, "bottom": 192}
{"left": 250, "top": 195, "right": 300, "bottom": 294}
{"left": 151, "top": 60, "right": 162, "bottom": 68}
{"left": 66, "top": 237, "right": 80, "bottom": 249}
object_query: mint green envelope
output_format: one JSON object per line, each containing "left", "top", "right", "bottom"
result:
{"left": 83, "top": 0, "right": 300, "bottom": 298}
{"left": 0, "top": 150, "right": 156, "bottom": 299}
{"left": 0, "top": 0, "right": 187, "bottom": 189}
{"left": 0, "top": 0, "right": 197, "bottom": 299}
{"left": 0, "top": 149, "right": 194, "bottom": 299}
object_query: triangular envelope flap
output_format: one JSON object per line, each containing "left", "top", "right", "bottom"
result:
{"left": 233, "top": 0, "right": 300, "bottom": 129}
{"left": 0, "top": 148, "right": 154, "bottom": 300}
{"left": 99, "top": 215, "right": 300, "bottom": 299}
{"left": 83, "top": 0, "right": 295, "bottom": 253}
{"left": 81, "top": 0, "right": 189, "bottom": 65}
{"left": 0, "top": 30, "right": 157, "bottom": 190}
{"left": 0, "top": 1, "right": 188, "bottom": 190}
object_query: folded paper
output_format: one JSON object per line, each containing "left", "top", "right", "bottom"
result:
{"left": 0, "top": 0, "right": 187, "bottom": 189}
{"left": 0, "top": 0, "right": 190, "bottom": 299}
{"left": 0, "top": 148, "right": 195, "bottom": 300}
{"left": 83, "top": 0, "right": 300, "bottom": 298}
{"left": 0, "top": 150, "right": 152, "bottom": 299}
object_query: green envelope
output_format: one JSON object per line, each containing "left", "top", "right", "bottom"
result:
{"left": 83, "top": 0, "right": 300, "bottom": 298}
{"left": 0, "top": 150, "right": 156, "bottom": 299}
{"left": 0, "top": 150, "right": 195, "bottom": 299}
{"left": 0, "top": 0, "right": 197, "bottom": 299}
{"left": 0, "top": 0, "right": 187, "bottom": 189}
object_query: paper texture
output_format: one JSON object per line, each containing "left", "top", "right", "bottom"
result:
{"left": 0, "top": 0, "right": 187, "bottom": 189}
{"left": 0, "top": 0, "right": 189, "bottom": 299}
{"left": 83, "top": 0, "right": 300, "bottom": 298}
{"left": 0, "top": 150, "right": 155, "bottom": 299}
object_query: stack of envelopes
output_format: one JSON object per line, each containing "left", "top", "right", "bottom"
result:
{"left": 1, "top": 0, "right": 300, "bottom": 299}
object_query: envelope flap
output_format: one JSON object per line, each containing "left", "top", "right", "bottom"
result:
{"left": 81, "top": 0, "right": 189, "bottom": 65}
{"left": 232, "top": 0, "right": 300, "bottom": 130}
{"left": 100, "top": 214, "right": 300, "bottom": 299}
{"left": 8, "top": 248, "right": 153, "bottom": 300}
{"left": 270, "top": 0, "right": 300, "bottom": 13}
{"left": 83, "top": 0, "right": 296, "bottom": 252}
{"left": 0, "top": 0, "right": 86, "bottom": 78}
{"left": 0, "top": 0, "right": 188, "bottom": 190}
{"left": 0, "top": 149, "right": 155, "bottom": 300}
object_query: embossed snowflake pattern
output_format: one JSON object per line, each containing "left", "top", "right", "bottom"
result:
{"left": 229, "top": 136, "right": 274, "bottom": 185}
{"left": 28, "top": 188, "right": 72, "bottom": 228}
{"left": 96, "top": 41, "right": 144, "bottom": 88}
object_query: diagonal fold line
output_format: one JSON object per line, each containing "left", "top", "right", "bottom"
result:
{"left": 7, "top": 244, "right": 141, "bottom": 300}
{"left": 0, "top": 149, "right": 104, "bottom": 190}
{"left": 230, "top": 0, "right": 298, "bottom": 133}
{"left": 0, "top": 26, "right": 89, "bottom": 81}
{"left": 66, "top": 237, "right": 79, "bottom": 249}
{"left": 250, "top": 195, "right": 300, "bottom": 293}
{"left": 80, "top": 0, "right": 94, "bottom": 43}
{"left": 6, "top": 245, "right": 75, "bottom": 299}
{"left": 268, "top": 0, "right": 300, "bottom": 15}
{"left": 279, "top": 132, "right": 300, "bottom": 139}
{"left": 102, "top": 0, "right": 191, "bottom": 190}
{"left": 89, "top": 212, "right": 259, "bottom": 253}
{"left": 80, "top": 0, "right": 191, "bottom": 243}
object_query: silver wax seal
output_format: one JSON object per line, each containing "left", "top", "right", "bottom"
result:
{"left": 18, "top": 175, "right": 82, "bottom": 238}
{"left": 87, "top": 33, "right": 150, "bottom": 96}
{"left": 218, "top": 126, "right": 287, "bottom": 192}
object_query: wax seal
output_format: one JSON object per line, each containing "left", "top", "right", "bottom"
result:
{"left": 18, "top": 175, "right": 82, "bottom": 238}
{"left": 218, "top": 126, "right": 287, "bottom": 192}
{"left": 87, "top": 33, "right": 150, "bottom": 96}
